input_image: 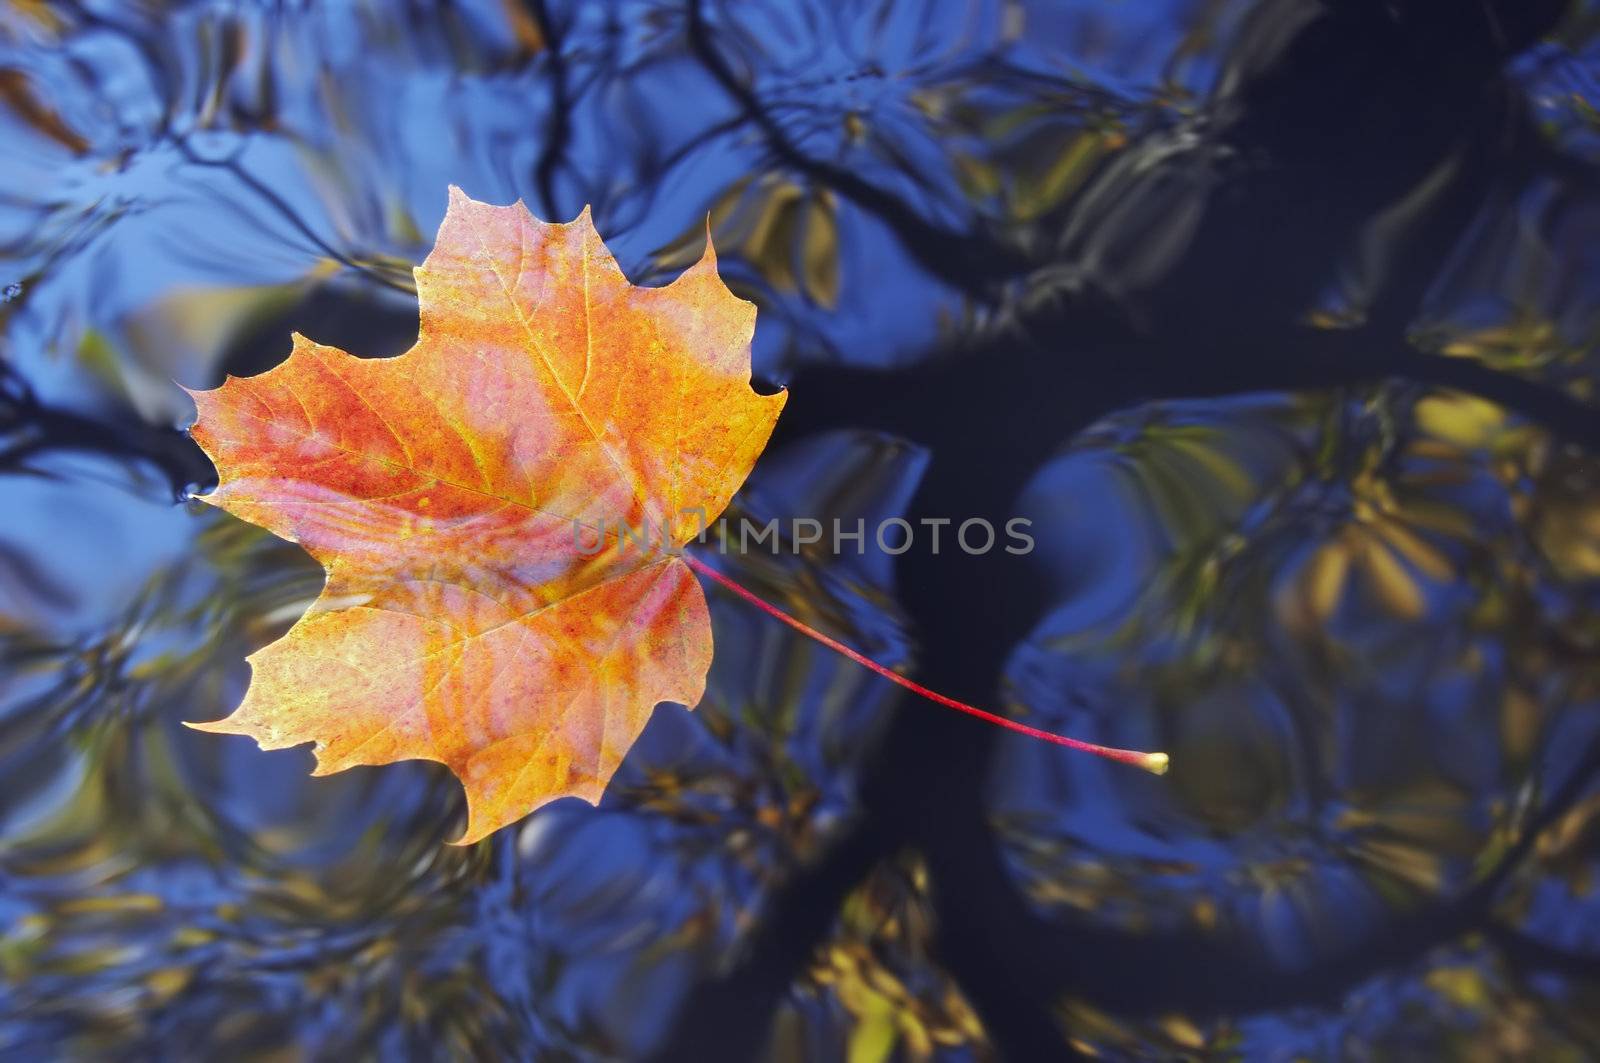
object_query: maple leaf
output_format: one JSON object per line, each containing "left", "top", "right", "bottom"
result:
{"left": 187, "top": 187, "right": 786, "bottom": 844}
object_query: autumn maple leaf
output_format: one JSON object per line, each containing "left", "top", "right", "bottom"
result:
{"left": 187, "top": 188, "right": 1164, "bottom": 847}
{"left": 187, "top": 187, "right": 785, "bottom": 844}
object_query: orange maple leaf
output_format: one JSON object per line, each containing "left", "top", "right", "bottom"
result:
{"left": 187, "top": 187, "right": 786, "bottom": 844}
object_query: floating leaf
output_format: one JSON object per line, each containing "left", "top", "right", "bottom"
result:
{"left": 187, "top": 188, "right": 786, "bottom": 843}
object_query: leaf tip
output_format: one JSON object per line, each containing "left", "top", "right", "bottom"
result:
{"left": 701, "top": 213, "right": 718, "bottom": 264}
{"left": 182, "top": 718, "right": 232, "bottom": 734}
{"left": 567, "top": 203, "right": 599, "bottom": 236}
{"left": 177, "top": 377, "right": 227, "bottom": 422}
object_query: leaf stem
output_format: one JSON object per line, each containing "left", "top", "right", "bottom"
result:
{"left": 682, "top": 552, "right": 1169, "bottom": 774}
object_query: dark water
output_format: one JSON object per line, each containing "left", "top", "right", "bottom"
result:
{"left": 4, "top": 1, "right": 1600, "bottom": 1059}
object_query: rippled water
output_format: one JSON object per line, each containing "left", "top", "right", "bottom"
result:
{"left": 4, "top": 1, "right": 1600, "bottom": 1059}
